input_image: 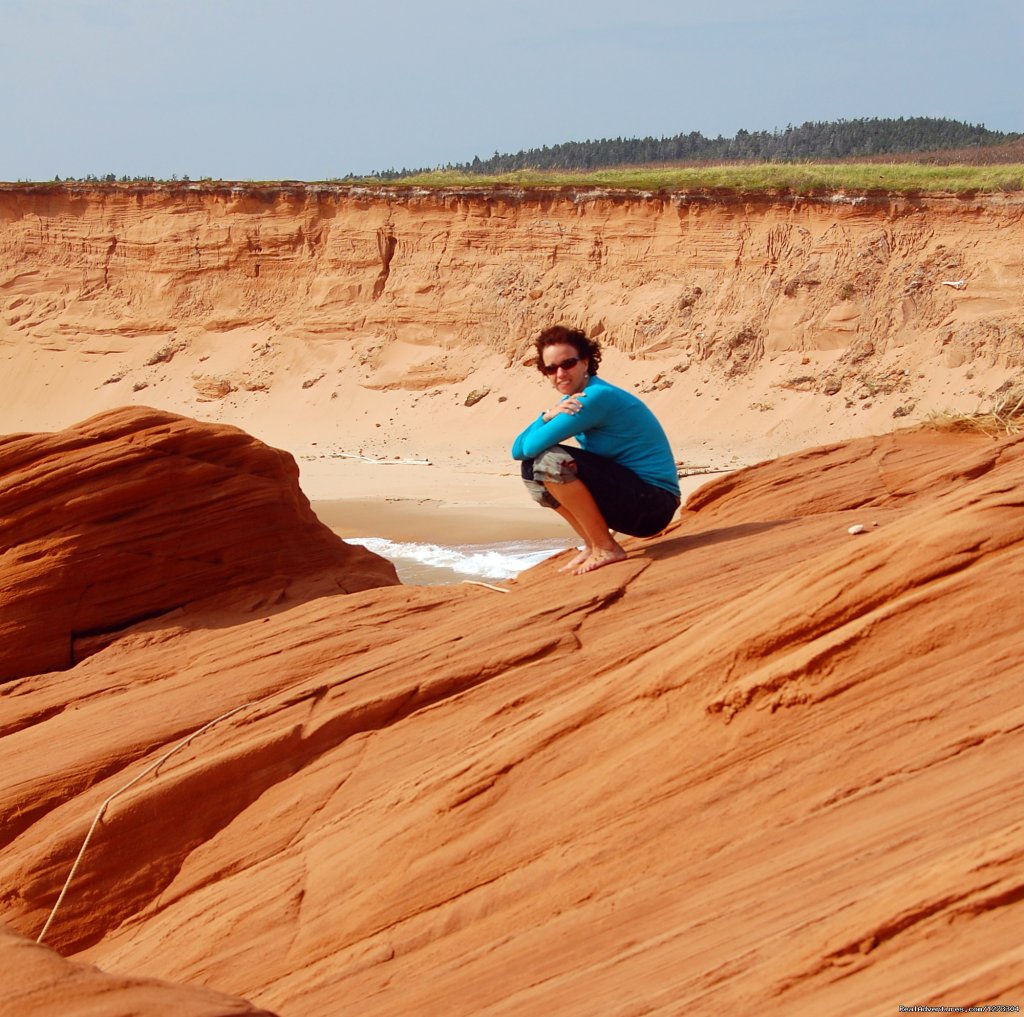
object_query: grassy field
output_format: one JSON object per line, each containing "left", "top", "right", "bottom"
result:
{"left": 7, "top": 162, "right": 1022, "bottom": 195}
{"left": 357, "top": 162, "right": 1024, "bottom": 195}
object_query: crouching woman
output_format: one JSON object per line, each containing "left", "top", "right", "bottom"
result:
{"left": 512, "top": 325, "right": 681, "bottom": 575}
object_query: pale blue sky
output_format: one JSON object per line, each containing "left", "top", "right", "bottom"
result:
{"left": 1, "top": 0, "right": 1020, "bottom": 181}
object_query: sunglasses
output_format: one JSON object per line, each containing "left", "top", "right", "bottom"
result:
{"left": 541, "top": 356, "right": 582, "bottom": 376}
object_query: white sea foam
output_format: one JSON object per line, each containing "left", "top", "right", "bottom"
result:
{"left": 349, "top": 537, "right": 570, "bottom": 583}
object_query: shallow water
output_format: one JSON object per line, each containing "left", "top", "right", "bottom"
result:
{"left": 347, "top": 536, "right": 572, "bottom": 585}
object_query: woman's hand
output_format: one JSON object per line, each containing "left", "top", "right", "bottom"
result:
{"left": 542, "top": 392, "right": 587, "bottom": 423}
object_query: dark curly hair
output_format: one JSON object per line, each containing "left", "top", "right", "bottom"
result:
{"left": 534, "top": 325, "right": 602, "bottom": 376}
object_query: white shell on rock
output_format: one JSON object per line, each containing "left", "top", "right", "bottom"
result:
{"left": 848, "top": 524, "right": 867, "bottom": 535}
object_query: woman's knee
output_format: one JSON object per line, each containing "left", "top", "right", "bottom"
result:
{"left": 524, "top": 478, "right": 560, "bottom": 508}
{"left": 521, "top": 457, "right": 562, "bottom": 508}
{"left": 530, "top": 446, "right": 578, "bottom": 486}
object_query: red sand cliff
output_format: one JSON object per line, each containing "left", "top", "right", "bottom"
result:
{"left": 2, "top": 414, "right": 1022, "bottom": 1014}
{"left": 1, "top": 184, "right": 1022, "bottom": 471}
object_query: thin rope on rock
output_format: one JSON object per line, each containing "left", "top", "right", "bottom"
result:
{"left": 36, "top": 702, "right": 255, "bottom": 945}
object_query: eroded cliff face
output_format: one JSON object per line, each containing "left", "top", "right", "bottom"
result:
{"left": 1, "top": 184, "right": 1022, "bottom": 466}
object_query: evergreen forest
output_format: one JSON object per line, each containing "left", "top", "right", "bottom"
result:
{"left": 368, "top": 117, "right": 1019, "bottom": 180}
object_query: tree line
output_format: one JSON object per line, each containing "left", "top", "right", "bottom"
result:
{"left": 365, "top": 117, "right": 1019, "bottom": 179}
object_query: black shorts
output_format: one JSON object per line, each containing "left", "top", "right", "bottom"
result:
{"left": 521, "top": 444, "right": 680, "bottom": 537}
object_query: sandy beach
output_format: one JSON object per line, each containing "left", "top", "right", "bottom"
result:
{"left": 312, "top": 496, "right": 570, "bottom": 544}
{"left": 303, "top": 452, "right": 721, "bottom": 535}
{"left": 301, "top": 455, "right": 561, "bottom": 541}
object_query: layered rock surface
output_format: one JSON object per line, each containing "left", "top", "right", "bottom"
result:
{"left": 0, "top": 407, "right": 399, "bottom": 682}
{"left": 1, "top": 421, "right": 1021, "bottom": 1015}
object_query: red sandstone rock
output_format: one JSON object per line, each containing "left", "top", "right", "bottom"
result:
{"left": 0, "top": 407, "right": 399, "bottom": 682}
{"left": 1, "top": 426, "right": 1021, "bottom": 1015}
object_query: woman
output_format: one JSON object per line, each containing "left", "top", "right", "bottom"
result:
{"left": 512, "top": 325, "right": 681, "bottom": 575}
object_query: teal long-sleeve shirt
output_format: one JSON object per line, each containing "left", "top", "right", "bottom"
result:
{"left": 511, "top": 376, "right": 680, "bottom": 497}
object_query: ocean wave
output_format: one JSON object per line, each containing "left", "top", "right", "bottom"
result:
{"left": 348, "top": 537, "right": 570, "bottom": 582}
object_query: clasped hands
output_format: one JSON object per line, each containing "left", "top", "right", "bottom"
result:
{"left": 542, "top": 392, "right": 587, "bottom": 423}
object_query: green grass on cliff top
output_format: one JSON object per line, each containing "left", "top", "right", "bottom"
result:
{"left": 13, "top": 162, "right": 1023, "bottom": 195}
{"left": 355, "top": 163, "right": 1024, "bottom": 194}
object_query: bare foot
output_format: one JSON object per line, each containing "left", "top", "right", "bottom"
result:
{"left": 558, "top": 547, "right": 591, "bottom": 572}
{"left": 573, "top": 544, "right": 628, "bottom": 575}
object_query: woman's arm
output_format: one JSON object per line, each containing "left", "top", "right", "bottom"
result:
{"left": 511, "top": 391, "right": 605, "bottom": 459}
